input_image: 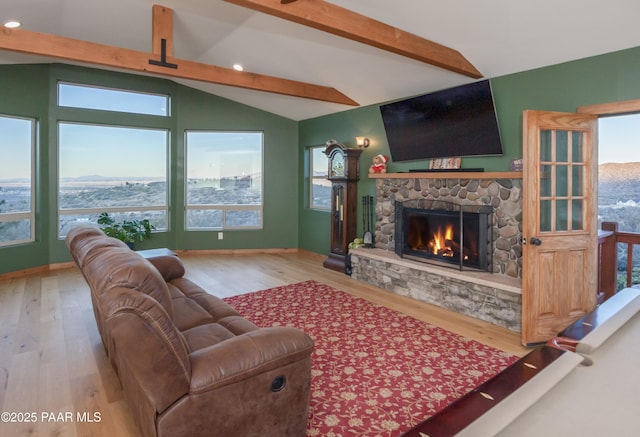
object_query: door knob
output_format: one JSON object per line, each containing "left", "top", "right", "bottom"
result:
{"left": 529, "top": 237, "right": 542, "bottom": 246}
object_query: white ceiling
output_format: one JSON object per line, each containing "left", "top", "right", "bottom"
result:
{"left": 2, "top": 0, "right": 640, "bottom": 120}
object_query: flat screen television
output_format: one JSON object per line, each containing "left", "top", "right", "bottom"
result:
{"left": 379, "top": 80, "right": 503, "bottom": 162}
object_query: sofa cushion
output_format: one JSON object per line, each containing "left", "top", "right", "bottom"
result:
{"left": 101, "top": 252, "right": 175, "bottom": 319}
{"left": 65, "top": 227, "right": 175, "bottom": 320}
{"left": 169, "top": 294, "right": 216, "bottom": 331}
{"left": 67, "top": 226, "right": 129, "bottom": 270}
{"left": 216, "top": 315, "right": 259, "bottom": 335}
{"left": 170, "top": 277, "right": 240, "bottom": 320}
{"left": 181, "top": 323, "right": 237, "bottom": 352}
{"left": 102, "top": 288, "right": 191, "bottom": 414}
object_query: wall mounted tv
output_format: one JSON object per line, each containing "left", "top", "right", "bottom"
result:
{"left": 379, "top": 79, "right": 503, "bottom": 162}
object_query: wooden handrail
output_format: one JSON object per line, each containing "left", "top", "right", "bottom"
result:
{"left": 612, "top": 230, "right": 640, "bottom": 288}
{"left": 597, "top": 221, "right": 640, "bottom": 300}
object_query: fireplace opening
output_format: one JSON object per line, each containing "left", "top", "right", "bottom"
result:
{"left": 395, "top": 201, "right": 493, "bottom": 271}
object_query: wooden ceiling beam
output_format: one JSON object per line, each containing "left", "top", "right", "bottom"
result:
{"left": 0, "top": 6, "right": 358, "bottom": 106}
{"left": 223, "top": 0, "right": 482, "bottom": 79}
{"left": 152, "top": 4, "right": 173, "bottom": 56}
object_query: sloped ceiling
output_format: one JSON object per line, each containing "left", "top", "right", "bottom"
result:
{"left": 2, "top": 0, "right": 640, "bottom": 120}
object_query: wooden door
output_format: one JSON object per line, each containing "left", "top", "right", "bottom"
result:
{"left": 522, "top": 110, "right": 598, "bottom": 345}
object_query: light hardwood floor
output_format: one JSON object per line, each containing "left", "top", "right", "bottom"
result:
{"left": 0, "top": 251, "right": 527, "bottom": 437}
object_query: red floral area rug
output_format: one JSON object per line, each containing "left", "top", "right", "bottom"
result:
{"left": 224, "top": 280, "right": 517, "bottom": 436}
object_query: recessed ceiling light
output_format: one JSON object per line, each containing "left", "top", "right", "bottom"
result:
{"left": 232, "top": 64, "right": 244, "bottom": 72}
{"left": 4, "top": 21, "right": 22, "bottom": 29}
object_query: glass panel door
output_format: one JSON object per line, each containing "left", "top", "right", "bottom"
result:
{"left": 539, "top": 129, "right": 586, "bottom": 233}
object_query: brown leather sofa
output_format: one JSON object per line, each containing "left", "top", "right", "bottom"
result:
{"left": 65, "top": 226, "right": 314, "bottom": 437}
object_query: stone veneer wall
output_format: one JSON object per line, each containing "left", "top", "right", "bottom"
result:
{"left": 349, "top": 248, "right": 522, "bottom": 332}
{"left": 374, "top": 177, "right": 523, "bottom": 278}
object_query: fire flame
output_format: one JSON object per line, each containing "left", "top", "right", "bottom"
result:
{"left": 431, "top": 226, "right": 453, "bottom": 255}
{"left": 430, "top": 225, "right": 455, "bottom": 257}
{"left": 408, "top": 219, "right": 473, "bottom": 263}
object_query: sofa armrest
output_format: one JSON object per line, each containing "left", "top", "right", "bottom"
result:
{"left": 189, "top": 326, "right": 314, "bottom": 393}
{"left": 138, "top": 249, "right": 185, "bottom": 281}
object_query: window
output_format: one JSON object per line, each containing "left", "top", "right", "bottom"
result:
{"left": 58, "top": 82, "right": 169, "bottom": 116}
{"left": 56, "top": 82, "right": 170, "bottom": 237}
{"left": 310, "top": 145, "right": 330, "bottom": 210}
{"left": 58, "top": 123, "right": 168, "bottom": 237}
{"left": 185, "top": 131, "right": 263, "bottom": 229}
{"left": 598, "top": 112, "right": 640, "bottom": 289}
{"left": 0, "top": 115, "right": 35, "bottom": 246}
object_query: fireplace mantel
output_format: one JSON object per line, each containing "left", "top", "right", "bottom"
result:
{"left": 369, "top": 171, "right": 522, "bottom": 179}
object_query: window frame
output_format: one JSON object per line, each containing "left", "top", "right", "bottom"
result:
{"left": 57, "top": 121, "right": 170, "bottom": 237}
{"left": 55, "top": 81, "right": 172, "bottom": 238}
{"left": 57, "top": 81, "right": 170, "bottom": 116}
{"left": 0, "top": 114, "right": 36, "bottom": 247}
{"left": 184, "top": 130, "right": 264, "bottom": 231}
{"left": 309, "top": 145, "right": 330, "bottom": 211}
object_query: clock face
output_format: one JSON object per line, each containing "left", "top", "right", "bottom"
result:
{"left": 331, "top": 152, "right": 345, "bottom": 177}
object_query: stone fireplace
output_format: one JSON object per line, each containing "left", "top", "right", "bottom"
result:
{"left": 349, "top": 173, "right": 523, "bottom": 332}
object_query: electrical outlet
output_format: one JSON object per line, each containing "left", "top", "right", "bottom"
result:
{"left": 218, "top": 232, "right": 224, "bottom": 240}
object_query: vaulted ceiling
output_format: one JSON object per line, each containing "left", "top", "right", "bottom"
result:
{"left": 2, "top": 0, "right": 640, "bottom": 120}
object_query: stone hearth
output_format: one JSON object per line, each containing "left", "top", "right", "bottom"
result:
{"left": 350, "top": 247, "right": 522, "bottom": 332}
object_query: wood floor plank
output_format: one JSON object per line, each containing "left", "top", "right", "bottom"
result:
{"left": 70, "top": 373, "right": 118, "bottom": 437}
{"left": 104, "top": 398, "right": 138, "bottom": 437}
{"left": 0, "top": 279, "right": 24, "bottom": 411}
{"left": 13, "top": 276, "right": 42, "bottom": 355}
{"left": 0, "top": 251, "right": 527, "bottom": 437}
{"left": 38, "top": 358, "right": 76, "bottom": 437}
{"left": 3, "top": 350, "right": 40, "bottom": 436}
{"left": 39, "top": 281, "right": 69, "bottom": 367}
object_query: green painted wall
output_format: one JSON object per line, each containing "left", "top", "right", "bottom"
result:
{"left": 298, "top": 105, "right": 384, "bottom": 256}
{"left": 0, "top": 63, "right": 298, "bottom": 274}
{"left": 173, "top": 85, "right": 299, "bottom": 251}
{"left": 0, "top": 65, "right": 50, "bottom": 273}
{"left": 298, "top": 45, "right": 640, "bottom": 254}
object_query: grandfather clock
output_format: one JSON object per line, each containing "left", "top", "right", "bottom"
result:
{"left": 323, "top": 141, "right": 362, "bottom": 272}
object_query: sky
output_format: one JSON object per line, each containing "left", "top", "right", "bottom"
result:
{"left": 186, "top": 131, "right": 263, "bottom": 179}
{"left": 598, "top": 113, "right": 640, "bottom": 164}
{"left": 0, "top": 116, "right": 32, "bottom": 180}
{"left": 58, "top": 123, "right": 168, "bottom": 179}
{"left": 59, "top": 83, "right": 168, "bottom": 116}
{"left": 312, "top": 146, "right": 328, "bottom": 176}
